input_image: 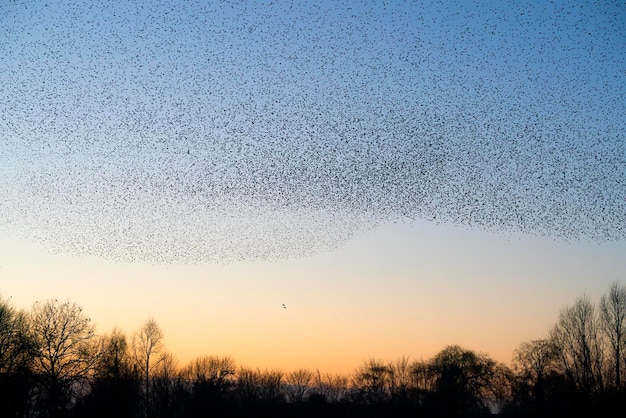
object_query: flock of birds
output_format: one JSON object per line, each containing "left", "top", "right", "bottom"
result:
{"left": 0, "top": 0, "right": 624, "bottom": 263}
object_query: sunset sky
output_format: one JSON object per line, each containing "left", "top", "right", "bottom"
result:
{"left": 1, "top": 0, "right": 624, "bottom": 375}
{"left": 2, "top": 221, "right": 625, "bottom": 374}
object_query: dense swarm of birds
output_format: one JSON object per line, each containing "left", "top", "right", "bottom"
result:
{"left": 0, "top": 0, "right": 624, "bottom": 263}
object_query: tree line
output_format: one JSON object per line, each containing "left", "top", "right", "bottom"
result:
{"left": 1, "top": 282, "right": 625, "bottom": 417}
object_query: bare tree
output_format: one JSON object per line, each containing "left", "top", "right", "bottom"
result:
{"left": 599, "top": 281, "right": 626, "bottom": 391}
{"left": 388, "top": 356, "right": 413, "bottom": 399}
{"left": 550, "top": 295, "right": 604, "bottom": 396}
{"left": 236, "top": 367, "right": 284, "bottom": 402}
{"left": 285, "top": 368, "right": 314, "bottom": 402}
{"left": 513, "top": 339, "right": 558, "bottom": 397}
{"left": 487, "top": 362, "right": 514, "bottom": 413}
{"left": 410, "top": 359, "right": 434, "bottom": 393}
{"left": 151, "top": 351, "right": 181, "bottom": 418}
{"left": 91, "top": 328, "right": 140, "bottom": 418}
{"left": 182, "top": 355, "right": 235, "bottom": 402}
{"left": 312, "top": 370, "right": 350, "bottom": 403}
{"left": 97, "top": 328, "right": 133, "bottom": 380}
{"left": 0, "top": 296, "right": 37, "bottom": 416}
{"left": 30, "top": 299, "right": 99, "bottom": 417}
{"left": 0, "top": 296, "right": 36, "bottom": 374}
{"left": 0, "top": 296, "right": 16, "bottom": 373}
{"left": 179, "top": 355, "right": 236, "bottom": 415}
{"left": 352, "top": 358, "right": 393, "bottom": 404}
{"left": 182, "top": 355, "right": 236, "bottom": 386}
{"left": 133, "top": 318, "right": 164, "bottom": 417}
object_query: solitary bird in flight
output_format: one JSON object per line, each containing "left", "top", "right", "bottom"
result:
{"left": 282, "top": 304, "right": 286, "bottom": 309}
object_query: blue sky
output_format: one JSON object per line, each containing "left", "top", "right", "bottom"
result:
{"left": 0, "top": 0, "right": 624, "bottom": 372}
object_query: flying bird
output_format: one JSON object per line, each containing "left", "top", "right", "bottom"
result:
{"left": 0, "top": 0, "right": 622, "bottom": 264}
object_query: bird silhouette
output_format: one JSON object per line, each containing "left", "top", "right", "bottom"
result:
{"left": 0, "top": 0, "right": 622, "bottom": 263}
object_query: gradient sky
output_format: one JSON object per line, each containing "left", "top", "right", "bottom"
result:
{"left": 2, "top": 221, "right": 625, "bottom": 374}
{"left": 1, "top": 0, "right": 625, "bottom": 375}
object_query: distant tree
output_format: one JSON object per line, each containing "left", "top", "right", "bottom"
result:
{"left": 133, "top": 318, "right": 164, "bottom": 418}
{"left": 410, "top": 359, "right": 434, "bottom": 393}
{"left": 182, "top": 354, "right": 236, "bottom": 391}
{"left": 509, "top": 338, "right": 576, "bottom": 417}
{"left": 150, "top": 351, "right": 182, "bottom": 418}
{"left": 352, "top": 356, "right": 426, "bottom": 416}
{"left": 285, "top": 368, "right": 314, "bottom": 402}
{"left": 86, "top": 328, "right": 140, "bottom": 418}
{"left": 352, "top": 358, "right": 393, "bottom": 405}
{"left": 312, "top": 369, "right": 350, "bottom": 403}
{"left": 0, "top": 295, "right": 36, "bottom": 373}
{"left": 512, "top": 339, "right": 559, "bottom": 403}
{"left": 181, "top": 355, "right": 236, "bottom": 415}
{"left": 29, "top": 299, "right": 99, "bottom": 418}
{"left": 0, "top": 296, "right": 37, "bottom": 417}
{"left": 599, "top": 282, "right": 626, "bottom": 391}
{"left": 95, "top": 328, "right": 140, "bottom": 382}
{"left": 259, "top": 368, "right": 284, "bottom": 402}
{"left": 487, "top": 362, "right": 514, "bottom": 413}
{"left": 550, "top": 295, "right": 604, "bottom": 398}
{"left": 425, "top": 345, "right": 500, "bottom": 417}
{"left": 388, "top": 355, "right": 413, "bottom": 398}
{"left": 236, "top": 367, "right": 284, "bottom": 403}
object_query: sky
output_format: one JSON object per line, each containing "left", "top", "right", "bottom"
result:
{"left": 0, "top": 0, "right": 625, "bottom": 375}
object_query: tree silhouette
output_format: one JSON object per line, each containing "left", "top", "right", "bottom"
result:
{"left": 599, "top": 282, "right": 626, "bottom": 392}
{"left": 285, "top": 368, "right": 314, "bottom": 403}
{"left": 29, "top": 299, "right": 98, "bottom": 418}
{"left": 4, "top": 283, "right": 626, "bottom": 417}
{"left": 236, "top": 367, "right": 284, "bottom": 403}
{"left": 512, "top": 339, "right": 558, "bottom": 412}
{"left": 86, "top": 328, "right": 140, "bottom": 418}
{"left": 133, "top": 318, "right": 164, "bottom": 418}
{"left": 312, "top": 369, "right": 350, "bottom": 404}
{"left": 426, "top": 345, "right": 500, "bottom": 417}
{"left": 352, "top": 358, "right": 393, "bottom": 405}
{"left": 181, "top": 355, "right": 236, "bottom": 416}
{"left": 388, "top": 355, "right": 414, "bottom": 400}
{"left": 98, "top": 328, "right": 133, "bottom": 379}
{"left": 0, "top": 296, "right": 37, "bottom": 417}
{"left": 550, "top": 295, "right": 604, "bottom": 401}
{"left": 150, "top": 351, "right": 183, "bottom": 418}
